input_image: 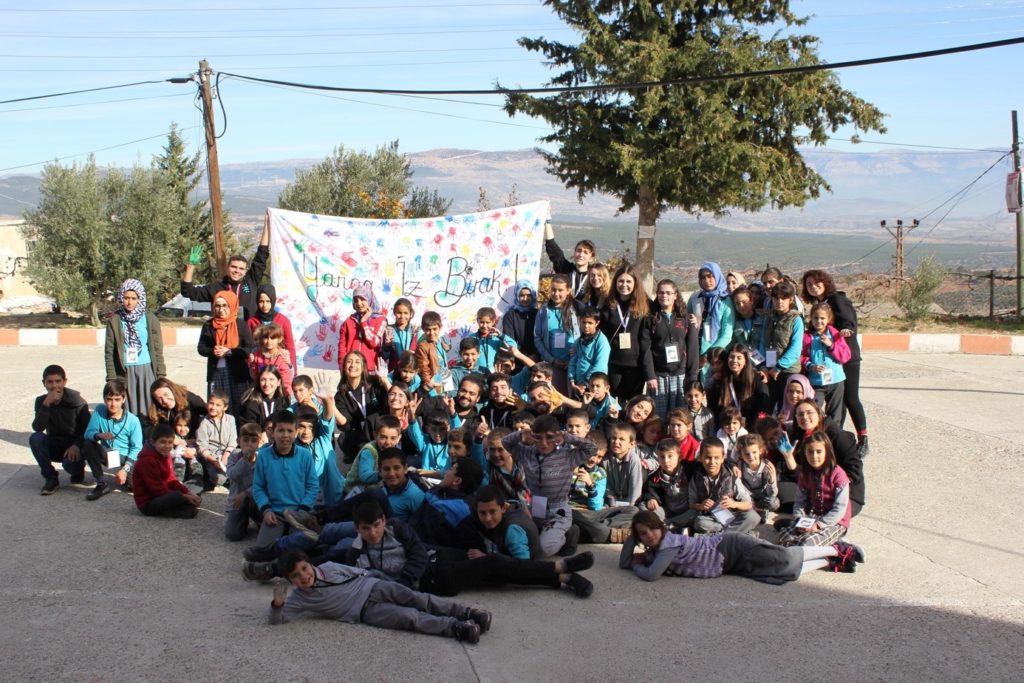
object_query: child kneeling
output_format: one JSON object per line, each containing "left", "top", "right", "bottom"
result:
{"left": 268, "top": 549, "right": 491, "bottom": 644}
{"left": 132, "top": 423, "right": 202, "bottom": 518}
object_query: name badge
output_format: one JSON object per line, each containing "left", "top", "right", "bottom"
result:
{"left": 216, "top": 357, "right": 227, "bottom": 369}
{"left": 821, "top": 368, "right": 833, "bottom": 384}
{"left": 664, "top": 345, "right": 679, "bottom": 364}
{"left": 531, "top": 494, "right": 548, "bottom": 520}
{"left": 442, "top": 371, "right": 455, "bottom": 394}
{"left": 795, "top": 516, "right": 816, "bottom": 530}
{"left": 750, "top": 349, "right": 766, "bottom": 366}
{"left": 766, "top": 350, "right": 778, "bottom": 368}
{"left": 105, "top": 449, "right": 121, "bottom": 468}
{"left": 617, "top": 332, "right": 631, "bottom": 350}
{"left": 125, "top": 348, "right": 139, "bottom": 364}
{"left": 702, "top": 324, "right": 713, "bottom": 343}
{"left": 552, "top": 331, "right": 567, "bottom": 350}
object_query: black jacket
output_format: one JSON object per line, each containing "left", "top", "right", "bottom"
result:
{"left": 180, "top": 244, "right": 270, "bottom": 319}
{"left": 32, "top": 388, "right": 90, "bottom": 450}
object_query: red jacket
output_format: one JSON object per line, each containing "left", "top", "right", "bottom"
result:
{"left": 338, "top": 313, "right": 387, "bottom": 371}
{"left": 678, "top": 433, "right": 701, "bottom": 462}
{"left": 132, "top": 444, "right": 189, "bottom": 509}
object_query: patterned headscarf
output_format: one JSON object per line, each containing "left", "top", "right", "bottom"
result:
{"left": 118, "top": 279, "right": 147, "bottom": 352}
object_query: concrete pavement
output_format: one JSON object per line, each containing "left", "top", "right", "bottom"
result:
{"left": 0, "top": 347, "right": 1021, "bottom": 682}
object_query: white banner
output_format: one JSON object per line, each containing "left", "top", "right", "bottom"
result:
{"left": 269, "top": 201, "right": 549, "bottom": 368}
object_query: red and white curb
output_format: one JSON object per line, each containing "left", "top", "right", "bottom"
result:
{"left": 1, "top": 328, "right": 1022, "bottom": 355}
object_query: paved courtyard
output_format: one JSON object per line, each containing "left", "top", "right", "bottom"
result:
{"left": 0, "top": 347, "right": 1021, "bottom": 681}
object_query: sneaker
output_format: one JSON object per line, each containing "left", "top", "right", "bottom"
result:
{"left": 829, "top": 546, "right": 857, "bottom": 573}
{"left": 243, "top": 545, "right": 277, "bottom": 562}
{"left": 85, "top": 481, "right": 111, "bottom": 501}
{"left": 40, "top": 479, "right": 59, "bottom": 496}
{"left": 466, "top": 608, "right": 492, "bottom": 634}
{"left": 857, "top": 436, "right": 870, "bottom": 458}
{"left": 566, "top": 573, "right": 594, "bottom": 598}
{"left": 563, "top": 551, "right": 594, "bottom": 574}
{"left": 834, "top": 540, "right": 866, "bottom": 565}
{"left": 283, "top": 509, "right": 320, "bottom": 541}
{"left": 608, "top": 527, "right": 631, "bottom": 544}
{"left": 454, "top": 620, "right": 480, "bottom": 644}
{"left": 557, "top": 525, "right": 579, "bottom": 557}
{"left": 242, "top": 560, "right": 276, "bottom": 582}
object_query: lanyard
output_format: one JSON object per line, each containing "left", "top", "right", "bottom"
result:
{"left": 394, "top": 327, "right": 410, "bottom": 352}
{"left": 348, "top": 387, "right": 367, "bottom": 418}
{"left": 104, "top": 411, "right": 129, "bottom": 444}
{"left": 573, "top": 272, "right": 586, "bottom": 298}
{"left": 615, "top": 302, "right": 630, "bottom": 335}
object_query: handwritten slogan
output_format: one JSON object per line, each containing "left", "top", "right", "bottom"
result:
{"left": 269, "top": 201, "right": 548, "bottom": 369}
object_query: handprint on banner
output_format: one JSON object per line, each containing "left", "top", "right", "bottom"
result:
{"left": 482, "top": 236, "right": 495, "bottom": 253}
{"left": 432, "top": 234, "right": 443, "bottom": 250}
{"left": 323, "top": 345, "right": 334, "bottom": 363}
{"left": 316, "top": 325, "right": 328, "bottom": 342}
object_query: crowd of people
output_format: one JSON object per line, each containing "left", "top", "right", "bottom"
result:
{"left": 28, "top": 218, "right": 868, "bottom": 644}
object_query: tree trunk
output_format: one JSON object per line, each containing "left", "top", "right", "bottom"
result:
{"left": 89, "top": 300, "right": 100, "bottom": 327}
{"left": 635, "top": 185, "right": 659, "bottom": 294}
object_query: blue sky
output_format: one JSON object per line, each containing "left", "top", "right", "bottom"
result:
{"left": 1, "top": 0, "right": 1022, "bottom": 175}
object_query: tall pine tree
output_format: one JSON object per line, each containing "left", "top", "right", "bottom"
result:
{"left": 503, "top": 0, "right": 885, "bottom": 286}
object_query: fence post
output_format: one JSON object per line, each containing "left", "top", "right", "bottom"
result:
{"left": 990, "top": 270, "right": 996, "bottom": 320}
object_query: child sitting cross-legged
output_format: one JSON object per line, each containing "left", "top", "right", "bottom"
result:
{"left": 736, "top": 433, "right": 779, "bottom": 523}
{"left": 573, "top": 424, "right": 641, "bottom": 545}
{"left": 641, "top": 438, "right": 690, "bottom": 531}
{"left": 268, "top": 548, "right": 491, "bottom": 644}
{"left": 132, "top": 423, "right": 202, "bottom": 519}
{"left": 686, "top": 437, "right": 759, "bottom": 535}
{"left": 196, "top": 390, "right": 237, "bottom": 490}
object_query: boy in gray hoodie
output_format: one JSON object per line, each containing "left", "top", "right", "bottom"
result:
{"left": 268, "top": 549, "right": 490, "bottom": 644}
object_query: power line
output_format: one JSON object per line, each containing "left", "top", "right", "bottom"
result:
{"left": 818, "top": 138, "right": 1007, "bottom": 154}
{"left": 0, "top": 127, "right": 201, "bottom": 174}
{"left": 0, "top": 92, "right": 193, "bottom": 114}
{"left": 220, "top": 35, "right": 1024, "bottom": 96}
{"left": 0, "top": 78, "right": 190, "bottom": 105}
{"left": 0, "top": 47, "right": 522, "bottom": 59}
{"left": 0, "top": 58, "right": 539, "bottom": 74}
{"left": 0, "top": 3, "right": 538, "bottom": 12}
{"left": 0, "top": 26, "right": 571, "bottom": 40}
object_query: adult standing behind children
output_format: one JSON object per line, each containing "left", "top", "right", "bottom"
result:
{"left": 30, "top": 365, "right": 94, "bottom": 496}
{"left": 197, "top": 290, "right": 254, "bottom": 415}
{"left": 801, "top": 269, "right": 869, "bottom": 456}
{"left": 600, "top": 262, "right": 655, "bottom": 402}
{"left": 104, "top": 279, "right": 165, "bottom": 417}
{"left": 686, "top": 262, "right": 735, "bottom": 358}
{"left": 543, "top": 220, "right": 596, "bottom": 300}
{"left": 180, "top": 216, "right": 270, "bottom": 320}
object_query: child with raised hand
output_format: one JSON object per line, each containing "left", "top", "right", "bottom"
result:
{"left": 642, "top": 438, "right": 691, "bottom": 529}
{"left": 381, "top": 297, "right": 418, "bottom": 373}
{"left": 687, "top": 437, "right": 759, "bottom": 535}
{"left": 246, "top": 284, "right": 297, "bottom": 372}
{"left": 736, "top": 433, "right": 779, "bottom": 523}
{"left": 568, "top": 306, "right": 610, "bottom": 397}
{"left": 225, "top": 423, "right": 263, "bottom": 541}
{"left": 502, "top": 280, "right": 539, "bottom": 361}
{"left": 346, "top": 415, "right": 403, "bottom": 495}
{"left": 684, "top": 382, "right": 714, "bottom": 441}
{"left": 753, "top": 416, "right": 799, "bottom": 513}
{"left": 82, "top": 379, "right": 143, "bottom": 500}
{"left": 483, "top": 428, "right": 532, "bottom": 508}
{"left": 686, "top": 261, "right": 735, "bottom": 357}
{"left": 294, "top": 399, "right": 345, "bottom": 509}
{"left": 715, "top": 406, "right": 748, "bottom": 461}
{"left": 581, "top": 372, "right": 620, "bottom": 430}
{"left": 778, "top": 432, "right": 853, "bottom": 547}
{"left": 544, "top": 221, "right": 595, "bottom": 298}
{"left": 196, "top": 390, "right": 237, "bottom": 490}
{"left": 801, "top": 302, "right": 852, "bottom": 426}
{"left": 620, "top": 509, "right": 864, "bottom": 582}
{"left": 247, "top": 323, "right": 294, "bottom": 399}
{"left": 268, "top": 548, "right": 490, "bottom": 644}
{"left": 471, "top": 306, "right": 519, "bottom": 372}
{"left": 501, "top": 414, "right": 598, "bottom": 556}
{"left": 533, "top": 274, "right": 579, "bottom": 394}
{"left": 132, "top": 423, "right": 202, "bottom": 519}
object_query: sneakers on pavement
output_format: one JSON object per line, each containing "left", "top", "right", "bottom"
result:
{"left": 454, "top": 620, "right": 480, "bottom": 644}
{"left": 566, "top": 573, "right": 594, "bottom": 598}
{"left": 563, "top": 551, "right": 594, "bottom": 574}
{"left": 243, "top": 545, "right": 277, "bottom": 562}
{"left": 608, "top": 527, "right": 631, "bottom": 544}
{"left": 466, "top": 608, "right": 492, "bottom": 633}
{"left": 40, "top": 479, "right": 59, "bottom": 495}
{"left": 283, "top": 509, "right": 320, "bottom": 541}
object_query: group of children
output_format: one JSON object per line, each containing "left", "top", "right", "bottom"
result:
{"left": 28, "top": 225, "right": 869, "bottom": 644}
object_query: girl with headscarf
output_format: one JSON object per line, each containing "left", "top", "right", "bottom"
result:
{"left": 686, "top": 262, "right": 735, "bottom": 357}
{"left": 246, "top": 283, "right": 297, "bottom": 372}
{"left": 105, "top": 279, "right": 166, "bottom": 416}
{"left": 338, "top": 284, "right": 388, "bottom": 372}
{"left": 501, "top": 279, "right": 538, "bottom": 361}
{"left": 198, "top": 290, "right": 254, "bottom": 415}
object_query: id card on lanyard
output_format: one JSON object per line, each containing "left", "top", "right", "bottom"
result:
{"left": 348, "top": 388, "right": 368, "bottom": 419}
{"left": 615, "top": 303, "right": 631, "bottom": 350}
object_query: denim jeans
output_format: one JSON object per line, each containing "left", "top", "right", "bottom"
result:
{"left": 29, "top": 432, "right": 102, "bottom": 482}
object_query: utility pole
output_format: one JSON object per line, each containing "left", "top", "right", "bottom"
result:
{"left": 880, "top": 219, "right": 919, "bottom": 280}
{"left": 1012, "top": 110, "right": 1024, "bottom": 318}
{"left": 198, "top": 59, "right": 227, "bottom": 278}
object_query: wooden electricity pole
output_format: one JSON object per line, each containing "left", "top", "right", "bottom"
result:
{"left": 1012, "top": 110, "right": 1024, "bottom": 318}
{"left": 881, "top": 218, "right": 919, "bottom": 280}
{"left": 198, "top": 59, "right": 227, "bottom": 278}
